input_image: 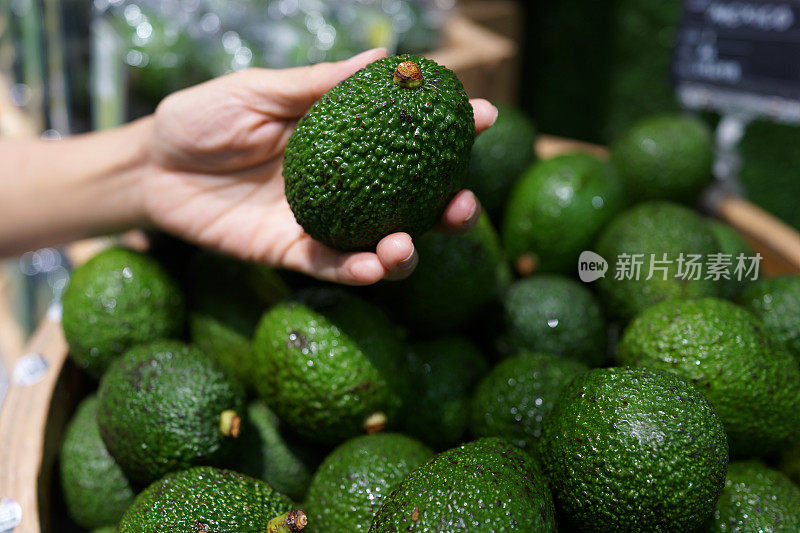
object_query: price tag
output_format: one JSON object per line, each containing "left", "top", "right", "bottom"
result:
{"left": 0, "top": 499, "right": 22, "bottom": 532}
{"left": 672, "top": 0, "right": 800, "bottom": 122}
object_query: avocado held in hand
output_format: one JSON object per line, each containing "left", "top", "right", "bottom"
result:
{"left": 283, "top": 54, "right": 474, "bottom": 251}
{"left": 97, "top": 340, "right": 246, "bottom": 485}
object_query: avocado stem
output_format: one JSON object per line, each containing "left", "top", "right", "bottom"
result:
{"left": 393, "top": 61, "right": 423, "bottom": 89}
{"left": 363, "top": 411, "right": 388, "bottom": 434}
{"left": 266, "top": 510, "right": 307, "bottom": 533}
{"left": 219, "top": 410, "right": 241, "bottom": 438}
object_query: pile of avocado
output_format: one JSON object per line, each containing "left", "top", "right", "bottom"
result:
{"left": 58, "top": 56, "right": 800, "bottom": 532}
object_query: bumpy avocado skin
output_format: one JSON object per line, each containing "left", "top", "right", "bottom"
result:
{"left": 739, "top": 275, "right": 800, "bottom": 362}
{"left": 253, "top": 288, "right": 407, "bottom": 444}
{"left": 235, "top": 402, "right": 320, "bottom": 502}
{"left": 595, "top": 201, "right": 722, "bottom": 322}
{"left": 62, "top": 247, "right": 185, "bottom": 377}
{"left": 388, "top": 214, "right": 511, "bottom": 332}
{"left": 610, "top": 114, "right": 713, "bottom": 203}
{"left": 118, "top": 466, "right": 293, "bottom": 532}
{"left": 305, "top": 433, "right": 433, "bottom": 532}
{"left": 503, "top": 153, "right": 623, "bottom": 273}
{"left": 283, "top": 54, "right": 474, "bottom": 251}
{"left": 618, "top": 298, "right": 800, "bottom": 457}
{"left": 59, "top": 395, "right": 135, "bottom": 529}
{"left": 708, "top": 219, "right": 754, "bottom": 300}
{"left": 370, "top": 437, "right": 556, "bottom": 532}
{"left": 705, "top": 462, "right": 800, "bottom": 532}
{"left": 97, "top": 340, "right": 246, "bottom": 485}
{"left": 501, "top": 275, "right": 607, "bottom": 366}
{"left": 539, "top": 367, "right": 728, "bottom": 533}
{"left": 471, "top": 352, "right": 588, "bottom": 453}
{"left": 402, "top": 337, "right": 487, "bottom": 449}
{"left": 465, "top": 104, "right": 536, "bottom": 213}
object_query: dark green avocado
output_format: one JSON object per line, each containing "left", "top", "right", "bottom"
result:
{"left": 370, "top": 437, "right": 556, "bottom": 532}
{"left": 539, "top": 366, "right": 728, "bottom": 533}
{"left": 305, "top": 433, "right": 433, "bottom": 532}
{"left": 465, "top": 104, "right": 536, "bottom": 213}
{"left": 252, "top": 288, "right": 408, "bottom": 444}
{"left": 283, "top": 54, "right": 474, "bottom": 251}
{"left": 618, "top": 297, "right": 800, "bottom": 457}
{"left": 97, "top": 340, "right": 246, "bottom": 485}
{"left": 471, "top": 351, "right": 588, "bottom": 453}
{"left": 739, "top": 275, "right": 800, "bottom": 362}
{"left": 704, "top": 461, "right": 800, "bottom": 532}
{"left": 62, "top": 247, "right": 185, "bottom": 377}
{"left": 59, "top": 395, "right": 135, "bottom": 530}
{"left": 118, "top": 466, "right": 295, "bottom": 532}
{"left": 402, "top": 336, "right": 487, "bottom": 449}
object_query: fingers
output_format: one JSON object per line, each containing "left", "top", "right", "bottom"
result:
{"left": 471, "top": 98, "right": 499, "bottom": 135}
{"left": 377, "top": 233, "right": 418, "bottom": 281}
{"left": 437, "top": 190, "right": 482, "bottom": 234}
{"left": 279, "top": 236, "right": 388, "bottom": 286}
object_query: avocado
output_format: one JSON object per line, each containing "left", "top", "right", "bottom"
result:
{"left": 91, "top": 527, "right": 117, "bottom": 533}
{"left": 253, "top": 288, "right": 407, "bottom": 444}
{"left": 235, "top": 402, "right": 320, "bottom": 502}
{"left": 465, "top": 104, "right": 536, "bottom": 213}
{"left": 610, "top": 113, "right": 713, "bottom": 203}
{"left": 705, "top": 461, "right": 800, "bottom": 532}
{"left": 383, "top": 214, "right": 510, "bottom": 332}
{"left": 188, "top": 251, "right": 289, "bottom": 389}
{"left": 539, "top": 366, "right": 728, "bottom": 533}
{"left": 471, "top": 352, "right": 588, "bottom": 453}
{"left": 503, "top": 153, "right": 623, "bottom": 274}
{"left": 500, "top": 274, "right": 607, "bottom": 366}
{"left": 707, "top": 219, "right": 754, "bottom": 300}
{"left": 739, "top": 275, "right": 800, "bottom": 361}
{"left": 402, "top": 336, "right": 487, "bottom": 449}
{"left": 305, "top": 433, "right": 433, "bottom": 532}
{"left": 62, "top": 247, "right": 185, "bottom": 377}
{"left": 778, "top": 445, "right": 800, "bottom": 486}
{"left": 118, "top": 466, "right": 296, "bottom": 532}
{"left": 370, "top": 437, "right": 556, "bottom": 532}
{"left": 618, "top": 297, "right": 800, "bottom": 457}
{"left": 97, "top": 340, "right": 246, "bottom": 485}
{"left": 283, "top": 54, "right": 474, "bottom": 251}
{"left": 595, "top": 201, "right": 722, "bottom": 322}
{"left": 59, "top": 395, "right": 135, "bottom": 529}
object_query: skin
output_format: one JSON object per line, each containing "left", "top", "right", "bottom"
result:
{"left": 0, "top": 48, "right": 497, "bottom": 285}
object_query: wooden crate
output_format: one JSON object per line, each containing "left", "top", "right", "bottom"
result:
{"left": 1, "top": 136, "right": 800, "bottom": 532}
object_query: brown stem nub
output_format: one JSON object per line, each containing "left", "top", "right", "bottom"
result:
{"left": 393, "top": 61, "right": 423, "bottom": 89}
{"left": 219, "top": 410, "right": 241, "bottom": 438}
{"left": 363, "top": 411, "right": 388, "bottom": 434}
{"left": 515, "top": 253, "right": 538, "bottom": 277}
{"left": 266, "top": 510, "right": 307, "bottom": 533}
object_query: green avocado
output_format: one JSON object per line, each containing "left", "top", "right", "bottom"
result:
{"left": 97, "top": 340, "right": 246, "bottom": 485}
{"left": 707, "top": 219, "right": 754, "bottom": 300}
{"left": 370, "top": 437, "right": 556, "bottom": 532}
{"left": 610, "top": 113, "right": 713, "bottom": 203}
{"left": 385, "top": 214, "right": 510, "bottom": 332}
{"left": 402, "top": 336, "right": 487, "bottom": 449}
{"left": 471, "top": 352, "right": 588, "bottom": 453}
{"left": 253, "top": 288, "right": 407, "bottom": 444}
{"left": 618, "top": 297, "right": 800, "bottom": 457}
{"left": 465, "top": 104, "right": 536, "bottom": 213}
{"left": 739, "top": 275, "right": 800, "bottom": 362}
{"left": 59, "top": 395, "right": 135, "bottom": 530}
{"left": 118, "top": 466, "right": 295, "bottom": 532}
{"left": 704, "top": 461, "right": 800, "bottom": 532}
{"left": 595, "top": 201, "right": 722, "bottom": 322}
{"left": 283, "top": 54, "right": 474, "bottom": 251}
{"left": 539, "top": 366, "right": 728, "bottom": 533}
{"left": 503, "top": 153, "right": 624, "bottom": 274}
{"left": 235, "top": 402, "right": 320, "bottom": 503}
{"left": 62, "top": 247, "right": 185, "bottom": 377}
{"left": 305, "top": 433, "right": 433, "bottom": 532}
{"left": 500, "top": 274, "right": 607, "bottom": 366}
{"left": 91, "top": 527, "right": 117, "bottom": 533}
{"left": 778, "top": 445, "right": 800, "bottom": 486}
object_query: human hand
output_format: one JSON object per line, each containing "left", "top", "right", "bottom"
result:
{"left": 142, "top": 48, "right": 498, "bottom": 285}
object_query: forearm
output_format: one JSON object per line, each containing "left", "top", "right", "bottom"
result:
{"left": 0, "top": 117, "right": 153, "bottom": 257}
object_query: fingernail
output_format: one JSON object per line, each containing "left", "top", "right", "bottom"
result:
{"left": 464, "top": 196, "right": 482, "bottom": 227}
{"left": 399, "top": 245, "right": 416, "bottom": 267}
{"left": 489, "top": 105, "right": 499, "bottom": 126}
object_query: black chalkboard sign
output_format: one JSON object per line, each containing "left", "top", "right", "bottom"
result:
{"left": 672, "top": 0, "right": 800, "bottom": 121}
